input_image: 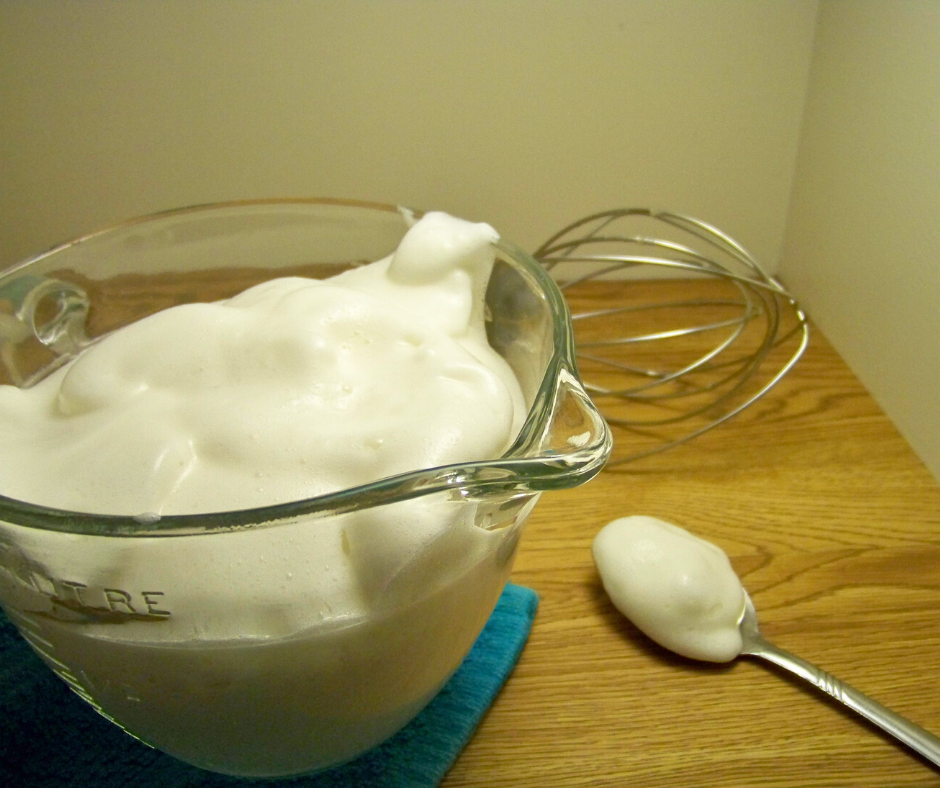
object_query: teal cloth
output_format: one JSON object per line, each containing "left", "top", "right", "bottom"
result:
{"left": 0, "top": 583, "right": 538, "bottom": 787}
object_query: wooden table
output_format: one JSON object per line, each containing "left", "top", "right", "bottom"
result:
{"left": 443, "top": 279, "right": 940, "bottom": 787}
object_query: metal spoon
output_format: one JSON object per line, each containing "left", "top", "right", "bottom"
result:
{"left": 739, "top": 590, "right": 940, "bottom": 768}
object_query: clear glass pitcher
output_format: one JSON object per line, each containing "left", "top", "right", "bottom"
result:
{"left": 0, "top": 200, "right": 611, "bottom": 777}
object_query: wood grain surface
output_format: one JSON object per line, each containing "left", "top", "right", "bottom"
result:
{"left": 443, "top": 279, "right": 940, "bottom": 787}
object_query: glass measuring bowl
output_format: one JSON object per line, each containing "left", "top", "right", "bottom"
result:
{"left": 0, "top": 200, "right": 611, "bottom": 777}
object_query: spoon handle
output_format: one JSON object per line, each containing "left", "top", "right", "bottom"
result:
{"left": 744, "top": 633, "right": 940, "bottom": 768}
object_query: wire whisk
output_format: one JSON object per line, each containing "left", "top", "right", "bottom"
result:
{"left": 534, "top": 208, "right": 809, "bottom": 466}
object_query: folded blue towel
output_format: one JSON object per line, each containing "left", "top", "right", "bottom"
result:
{"left": 0, "top": 583, "right": 538, "bottom": 787}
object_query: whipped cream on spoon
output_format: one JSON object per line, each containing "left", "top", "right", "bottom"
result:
{"left": 593, "top": 515, "right": 940, "bottom": 769}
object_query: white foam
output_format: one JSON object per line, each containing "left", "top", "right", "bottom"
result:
{"left": 593, "top": 515, "right": 745, "bottom": 662}
{"left": 0, "top": 211, "right": 529, "bottom": 775}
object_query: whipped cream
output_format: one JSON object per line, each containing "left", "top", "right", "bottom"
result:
{"left": 0, "top": 211, "right": 524, "bottom": 515}
{"left": 0, "top": 211, "right": 532, "bottom": 776}
{"left": 592, "top": 515, "right": 745, "bottom": 662}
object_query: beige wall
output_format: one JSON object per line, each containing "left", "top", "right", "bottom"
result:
{"left": 779, "top": 1, "right": 940, "bottom": 480}
{"left": 0, "top": 1, "right": 816, "bottom": 270}
{"left": 4, "top": 1, "right": 936, "bottom": 480}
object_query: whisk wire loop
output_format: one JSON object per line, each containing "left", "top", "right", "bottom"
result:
{"left": 534, "top": 209, "right": 808, "bottom": 466}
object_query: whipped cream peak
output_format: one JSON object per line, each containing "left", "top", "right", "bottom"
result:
{"left": 390, "top": 211, "right": 499, "bottom": 286}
